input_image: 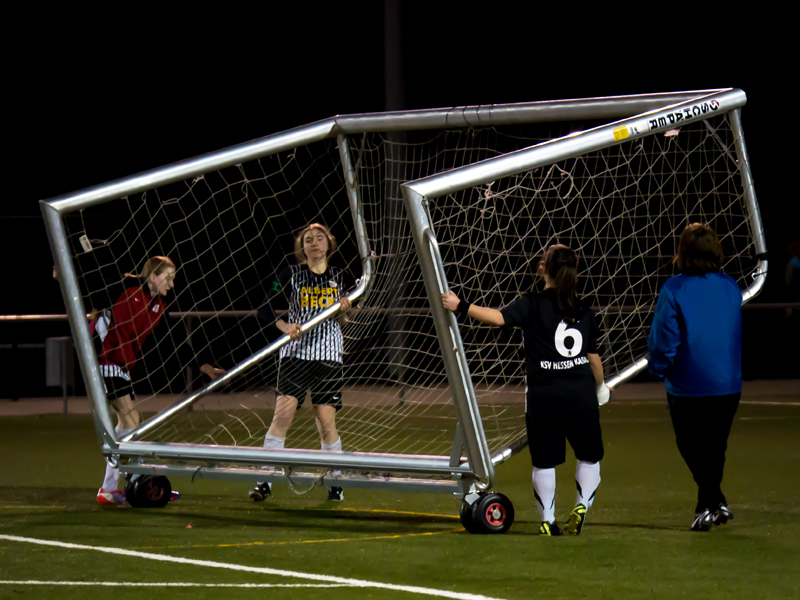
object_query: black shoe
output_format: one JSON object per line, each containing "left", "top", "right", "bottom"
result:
{"left": 712, "top": 504, "right": 733, "bottom": 525}
{"left": 249, "top": 482, "right": 271, "bottom": 502}
{"left": 539, "top": 520, "right": 564, "bottom": 536}
{"left": 691, "top": 509, "right": 713, "bottom": 531}
{"left": 565, "top": 504, "right": 587, "bottom": 536}
{"left": 326, "top": 486, "right": 344, "bottom": 501}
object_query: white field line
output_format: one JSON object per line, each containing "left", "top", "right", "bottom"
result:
{"left": 1, "top": 581, "right": 353, "bottom": 588}
{"left": 616, "top": 400, "right": 800, "bottom": 406}
{"left": 0, "top": 535, "right": 507, "bottom": 600}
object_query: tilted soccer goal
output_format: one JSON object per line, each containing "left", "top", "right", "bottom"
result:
{"left": 42, "top": 89, "right": 765, "bottom": 529}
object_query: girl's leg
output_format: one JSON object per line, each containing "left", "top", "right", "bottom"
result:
{"left": 100, "top": 394, "right": 138, "bottom": 496}
{"left": 532, "top": 467, "right": 557, "bottom": 523}
{"left": 110, "top": 394, "right": 140, "bottom": 430}
{"left": 266, "top": 395, "right": 299, "bottom": 442}
{"left": 703, "top": 393, "right": 741, "bottom": 510}
{"left": 669, "top": 394, "right": 714, "bottom": 515}
{"left": 575, "top": 461, "right": 601, "bottom": 509}
{"left": 315, "top": 404, "right": 339, "bottom": 446}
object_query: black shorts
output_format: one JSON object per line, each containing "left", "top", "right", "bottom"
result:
{"left": 526, "top": 408, "right": 604, "bottom": 469}
{"left": 102, "top": 376, "right": 134, "bottom": 402}
{"left": 277, "top": 357, "right": 343, "bottom": 410}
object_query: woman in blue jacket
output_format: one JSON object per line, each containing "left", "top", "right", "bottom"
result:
{"left": 649, "top": 223, "right": 742, "bottom": 532}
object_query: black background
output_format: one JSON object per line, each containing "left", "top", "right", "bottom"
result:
{"left": 3, "top": 4, "right": 797, "bottom": 396}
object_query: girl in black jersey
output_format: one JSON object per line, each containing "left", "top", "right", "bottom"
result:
{"left": 250, "top": 223, "right": 352, "bottom": 502}
{"left": 442, "top": 244, "right": 611, "bottom": 536}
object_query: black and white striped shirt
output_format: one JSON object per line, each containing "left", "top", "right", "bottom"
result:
{"left": 258, "top": 264, "right": 352, "bottom": 363}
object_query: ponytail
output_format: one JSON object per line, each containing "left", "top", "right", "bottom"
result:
{"left": 124, "top": 256, "right": 175, "bottom": 280}
{"left": 544, "top": 245, "right": 580, "bottom": 319}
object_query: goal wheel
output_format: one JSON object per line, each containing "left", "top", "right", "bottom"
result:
{"left": 124, "top": 475, "right": 141, "bottom": 507}
{"left": 471, "top": 492, "right": 514, "bottom": 534}
{"left": 128, "top": 475, "right": 172, "bottom": 508}
{"left": 459, "top": 500, "right": 484, "bottom": 534}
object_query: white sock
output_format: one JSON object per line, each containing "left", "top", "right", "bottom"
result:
{"left": 575, "top": 460, "right": 601, "bottom": 509}
{"left": 322, "top": 437, "right": 342, "bottom": 478}
{"left": 256, "top": 434, "right": 285, "bottom": 487}
{"left": 101, "top": 426, "right": 128, "bottom": 492}
{"left": 532, "top": 467, "right": 556, "bottom": 523}
{"left": 263, "top": 433, "right": 285, "bottom": 450}
{"left": 321, "top": 437, "right": 342, "bottom": 452}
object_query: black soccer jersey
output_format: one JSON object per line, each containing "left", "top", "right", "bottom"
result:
{"left": 258, "top": 264, "right": 352, "bottom": 363}
{"left": 500, "top": 289, "right": 600, "bottom": 413}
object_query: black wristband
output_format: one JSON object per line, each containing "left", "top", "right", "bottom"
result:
{"left": 456, "top": 299, "right": 471, "bottom": 317}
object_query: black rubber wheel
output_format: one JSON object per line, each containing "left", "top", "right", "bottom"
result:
{"left": 471, "top": 492, "right": 514, "bottom": 534}
{"left": 124, "top": 475, "right": 141, "bottom": 507}
{"left": 459, "top": 500, "right": 484, "bottom": 534}
{"left": 141, "top": 475, "right": 172, "bottom": 508}
{"left": 130, "top": 475, "right": 172, "bottom": 508}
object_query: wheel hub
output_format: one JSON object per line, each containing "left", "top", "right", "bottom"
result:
{"left": 485, "top": 502, "right": 506, "bottom": 526}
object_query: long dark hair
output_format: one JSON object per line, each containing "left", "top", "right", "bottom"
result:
{"left": 673, "top": 223, "right": 723, "bottom": 275}
{"left": 543, "top": 244, "right": 581, "bottom": 319}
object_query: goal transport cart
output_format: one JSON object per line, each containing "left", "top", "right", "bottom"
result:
{"left": 42, "top": 88, "right": 765, "bottom": 533}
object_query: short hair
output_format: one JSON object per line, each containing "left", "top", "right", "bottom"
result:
{"left": 294, "top": 223, "right": 337, "bottom": 264}
{"left": 673, "top": 223, "right": 723, "bottom": 275}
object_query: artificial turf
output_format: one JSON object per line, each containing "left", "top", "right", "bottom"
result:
{"left": 1, "top": 397, "right": 798, "bottom": 600}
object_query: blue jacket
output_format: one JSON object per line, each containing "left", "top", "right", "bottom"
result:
{"left": 648, "top": 272, "right": 742, "bottom": 397}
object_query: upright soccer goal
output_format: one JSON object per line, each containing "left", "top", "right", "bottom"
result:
{"left": 42, "top": 89, "right": 765, "bottom": 533}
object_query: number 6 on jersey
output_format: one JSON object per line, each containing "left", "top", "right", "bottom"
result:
{"left": 555, "top": 320, "right": 583, "bottom": 358}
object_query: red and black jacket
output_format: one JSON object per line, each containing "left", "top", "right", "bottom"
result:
{"left": 97, "top": 281, "right": 166, "bottom": 373}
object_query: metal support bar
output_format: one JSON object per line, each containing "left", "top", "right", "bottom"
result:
{"left": 121, "top": 464, "right": 463, "bottom": 495}
{"left": 335, "top": 90, "right": 726, "bottom": 132}
{"left": 41, "top": 203, "right": 116, "bottom": 447}
{"left": 449, "top": 423, "right": 466, "bottom": 468}
{"left": 402, "top": 189, "right": 494, "bottom": 483}
{"left": 109, "top": 441, "right": 473, "bottom": 475}
{"left": 730, "top": 108, "right": 768, "bottom": 303}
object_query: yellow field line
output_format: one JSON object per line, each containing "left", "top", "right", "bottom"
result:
{"left": 0, "top": 506, "right": 67, "bottom": 509}
{"left": 327, "top": 507, "right": 459, "bottom": 519}
{"left": 137, "top": 526, "right": 463, "bottom": 550}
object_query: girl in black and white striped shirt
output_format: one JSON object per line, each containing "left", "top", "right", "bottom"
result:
{"left": 251, "top": 223, "right": 352, "bottom": 502}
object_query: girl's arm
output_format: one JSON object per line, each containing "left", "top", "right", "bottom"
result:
{"left": 258, "top": 267, "right": 293, "bottom": 327}
{"left": 648, "top": 287, "right": 681, "bottom": 378}
{"left": 441, "top": 291, "right": 505, "bottom": 327}
{"left": 587, "top": 353, "right": 604, "bottom": 387}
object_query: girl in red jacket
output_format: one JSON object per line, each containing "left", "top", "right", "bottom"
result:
{"left": 96, "top": 256, "right": 225, "bottom": 504}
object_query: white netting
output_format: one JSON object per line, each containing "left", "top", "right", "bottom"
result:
{"left": 64, "top": 124, "right": 565, "bottom": 461}
{"left": 62, "top": 111, "right": 757, "bottom": 468}
{"left": 432, "top": 113, "right": 757, "bottom": 452}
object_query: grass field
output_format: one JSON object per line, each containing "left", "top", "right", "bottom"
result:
{"left": 1, "top": 395, "right": 799, "bottom": 600}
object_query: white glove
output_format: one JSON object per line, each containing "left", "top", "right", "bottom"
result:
{"left": 597, "top": 382, "right": 610, "bottom": 406}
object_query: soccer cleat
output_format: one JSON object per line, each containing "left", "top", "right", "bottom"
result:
{"left": 712, "top": 504, "right": 733, "bottom": 526}
{"left": 97, "top": 488, "right": 127, "bottom": 505}
{"left": 169, "top": 490, "right": 181, "bottom": 502}
{"left": 691, "top": 509, "right": 714, "bottom": 531}
{"left": 249, "top": 482, "right": 272, "bottom": 502}
{"left": 565, "top": 504, "right": 587, "bottom": 536}
{"left": 326, "top": 486, "right": 344, "bottom": 501}
{"left": 539, "top": 520, "right": 564, "bottom": 536}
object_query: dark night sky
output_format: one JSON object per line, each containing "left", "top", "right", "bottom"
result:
{"left": 6, "top": 4, "right": 796, "bottom": 316}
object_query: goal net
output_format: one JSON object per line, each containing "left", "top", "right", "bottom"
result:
{"left": 55, "top": 94, "right": 760, "bottom": 480}
{"left": 421, "top": 110, "right": 759, "bottom": 458}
